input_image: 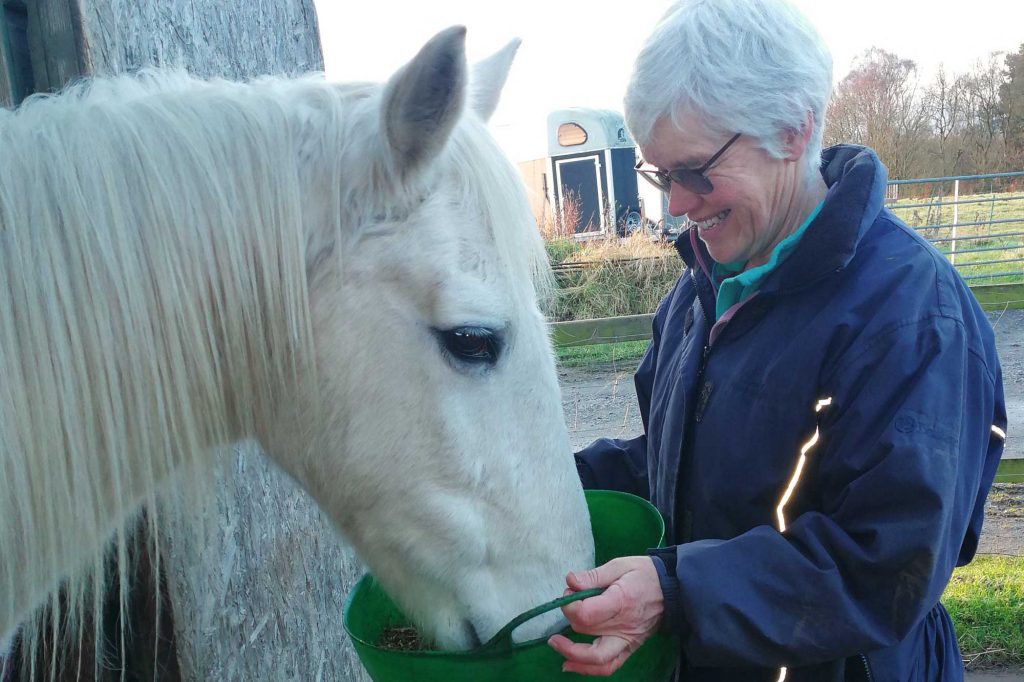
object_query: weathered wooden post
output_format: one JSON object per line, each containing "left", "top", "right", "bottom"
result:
{"left": 2, "top": 2, "right": 370, "bottom": 679}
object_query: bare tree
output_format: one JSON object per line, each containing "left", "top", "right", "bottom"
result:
{"left": 921, "top": 66, "right": 969, "bottom": 176}
{"left": 824, "top": 48, "right": 928, "bottom": 180}
{"left": 1000, "top": 44, "right": 1024, "bottom": 169}
{"left": 962, "top": 52, "right": 1008, "bottom": 172}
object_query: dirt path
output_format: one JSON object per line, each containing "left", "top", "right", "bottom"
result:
{"left": 558, "top": 309, "right": 1024, "bottom": 556}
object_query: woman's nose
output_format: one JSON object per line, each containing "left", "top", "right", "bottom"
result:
{"left": 667, "top": 182, "right": 702, "bottom": 218}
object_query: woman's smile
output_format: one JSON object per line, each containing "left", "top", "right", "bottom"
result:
{"left": 692, "top": 209, "right": 731, "bottom": 234}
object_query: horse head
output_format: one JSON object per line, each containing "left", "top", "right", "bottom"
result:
{"left": 263, "top": 27, "right": 596, "bottom": 649}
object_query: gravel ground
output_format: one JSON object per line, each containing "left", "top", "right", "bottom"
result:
{"left": 979, "top": 483, "right": 1024, "bottom": 557}
{"left": 558, "top": 308, "right": 1024, "bottom": 557}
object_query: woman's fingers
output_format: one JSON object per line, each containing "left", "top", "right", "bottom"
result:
{"left": 560, "top": 557, "right": 640, "bottom": 626}
{"left": 566, "top": 558, "right": 631, "bottom": 591}
{"left": 550, "top": 555, "right": 666, "bottom": 675}
{"left": 561, "top": 557, "right": 664, "bottom": 635}
{"left": 548, "top": 633, "right": 637, "bottom": 676}
{"left": 561, "top": 583, "right": 626, "bottom": 631}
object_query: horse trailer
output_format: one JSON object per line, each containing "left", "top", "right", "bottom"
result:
{"left": 547, "top": 108, "right": 641, "bottom": 238}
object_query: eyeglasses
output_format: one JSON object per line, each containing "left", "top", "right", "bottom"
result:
{"left": 634, "top": 133, "right": 742, "bottom": 195}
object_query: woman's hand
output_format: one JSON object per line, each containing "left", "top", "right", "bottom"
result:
{"left": 547, "top": 556, "right": 665, "bottom": 676}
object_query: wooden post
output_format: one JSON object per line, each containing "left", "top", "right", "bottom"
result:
{"left": 19, "top": 1, "right": 370, "bottom": 680}
{"left": 74, "top": 1, "right": 322, "bottom": 80}
{"left": 159, "top": 450, "right": 370, "bottom": 681}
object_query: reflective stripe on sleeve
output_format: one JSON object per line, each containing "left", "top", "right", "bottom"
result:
{"left": 776, "top": 397, "right": 833, "bottom": 533}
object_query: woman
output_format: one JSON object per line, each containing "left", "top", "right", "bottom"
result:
{"left": 547, "top": 1, "right": 1007, "bottom": 680}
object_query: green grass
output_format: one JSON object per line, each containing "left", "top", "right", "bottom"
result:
{"left": 545, "top": 238, "right": 585, "bottom": 266}
{"left": 889, "top": 192, "right": 1024, "bottom": 285}
{"left": 943, "top": 556, "right": 1024, "bottom": 668}
{"left": 555, "top": 340, "right": 649, "bottom": 368}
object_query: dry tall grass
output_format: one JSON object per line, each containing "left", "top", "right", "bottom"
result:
{"left": 540, "top": 190, "right": 583, "bottom": 241}
{"left": 561, "top": 232, "right": 672, "bottom": 263}
{"left": 547, "top": 233, "right": 683, "bottom": 321}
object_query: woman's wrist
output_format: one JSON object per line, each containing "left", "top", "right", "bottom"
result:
{"left": 647, "top": 547, "right": 683, "bottom": 634}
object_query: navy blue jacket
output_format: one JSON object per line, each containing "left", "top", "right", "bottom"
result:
{"left": 576, "top": 146, "right": 1007, "bottom": 682}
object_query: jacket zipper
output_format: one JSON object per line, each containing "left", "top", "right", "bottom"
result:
{"left": 684, "top": 241, "right": 862, "bottom": 682}
{"left": 691, "top": 269, "right": 713, "bottom": 421}
{"left": 675, "top": 270, "right": 713, "bottom": 542}
{"left": 690, "top": 269, "right": 711, "bottom": 354}
{"left": 858, "top": 654, "right": 873, "bottom": 682}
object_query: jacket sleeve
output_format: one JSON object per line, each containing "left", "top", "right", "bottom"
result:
{"left": 659, "top": 314, "right": 1006, "bottom": 668}
{"left": 573, "top": 298, "right": 666, "bottom": 498}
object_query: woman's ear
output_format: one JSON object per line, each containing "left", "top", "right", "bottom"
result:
{"left": 782, "top": 110, "right": 815, "bottom": 162}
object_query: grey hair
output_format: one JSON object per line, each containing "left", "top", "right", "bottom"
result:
{"left": 624, "top": 0, "right": 832, "bottom": 181}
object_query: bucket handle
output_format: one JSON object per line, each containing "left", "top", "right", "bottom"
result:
{"left": 473, "top": 587, "right": 605, "bottom": 655}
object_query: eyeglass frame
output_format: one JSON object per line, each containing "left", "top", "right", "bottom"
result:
{"left": 634, "top": 132, "right": 742, "bottom": 195}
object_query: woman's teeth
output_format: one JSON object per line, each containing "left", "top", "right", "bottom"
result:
{"left": 693, "top": 209, "right": 730, "bottom": 231}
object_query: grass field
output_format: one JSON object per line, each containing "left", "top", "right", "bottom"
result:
{"left": 888, "top": 192, "right": 1024, "bottom": 285}
{"left": 555, "top": 339, "right": 649, "bottom": 367}
{"left": 944, "top": 555, "right": 1024, "bottom": 668}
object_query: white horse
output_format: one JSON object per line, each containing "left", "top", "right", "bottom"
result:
{"left": 0, "top": 25, "right": 595, "bottom": 667}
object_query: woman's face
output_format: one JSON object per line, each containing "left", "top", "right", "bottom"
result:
{"left": 641, "top": 112, "right": 805, "bottom": 268}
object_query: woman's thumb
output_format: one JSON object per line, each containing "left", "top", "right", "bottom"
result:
{"left": 567, "top": 564, "right": 611, "bottom": 590}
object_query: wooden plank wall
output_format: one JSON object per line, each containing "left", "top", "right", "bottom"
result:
{"left": 27, "top": 0, "right": 86, "bottom": 90}
{"left": 0, "top": 0, "right": 32, "bottom": 106}
{"left": 0, "top": 2, "right": 12, "bottom": 106}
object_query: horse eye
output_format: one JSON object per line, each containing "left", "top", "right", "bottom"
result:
{"left": 439, "top": 327, "right": 500, "bottom": 366}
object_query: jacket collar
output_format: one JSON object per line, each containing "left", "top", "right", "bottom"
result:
{"left": 674, "top": 144, "right": 888, "bottom": 291}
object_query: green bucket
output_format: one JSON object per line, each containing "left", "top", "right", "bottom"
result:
{"left": 343, "top": 490, "right": 679, "bottom": 681}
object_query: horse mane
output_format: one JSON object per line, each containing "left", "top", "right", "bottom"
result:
{"left": 445, "top": 118, "right": 555, "bottom": 308}
{"left": 0, "top": 69, "right": 324, "bottom": 674}
{"left": 0, "top": 67, "right": 551, "bottom": 676}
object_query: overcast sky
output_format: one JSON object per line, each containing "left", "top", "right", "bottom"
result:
{"left": 313, "top": 0, "right": 1024, "bottom": 160}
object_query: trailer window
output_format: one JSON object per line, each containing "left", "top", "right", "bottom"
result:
{"left": 557, "top": 122, "right": 587, "bottom": 147}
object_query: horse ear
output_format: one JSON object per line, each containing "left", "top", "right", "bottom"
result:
{"left": 382, "top": 25, "right": 468, "bottom": 174}
{"left": 470, "top": 38, "right": 521, "bottom": 122}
